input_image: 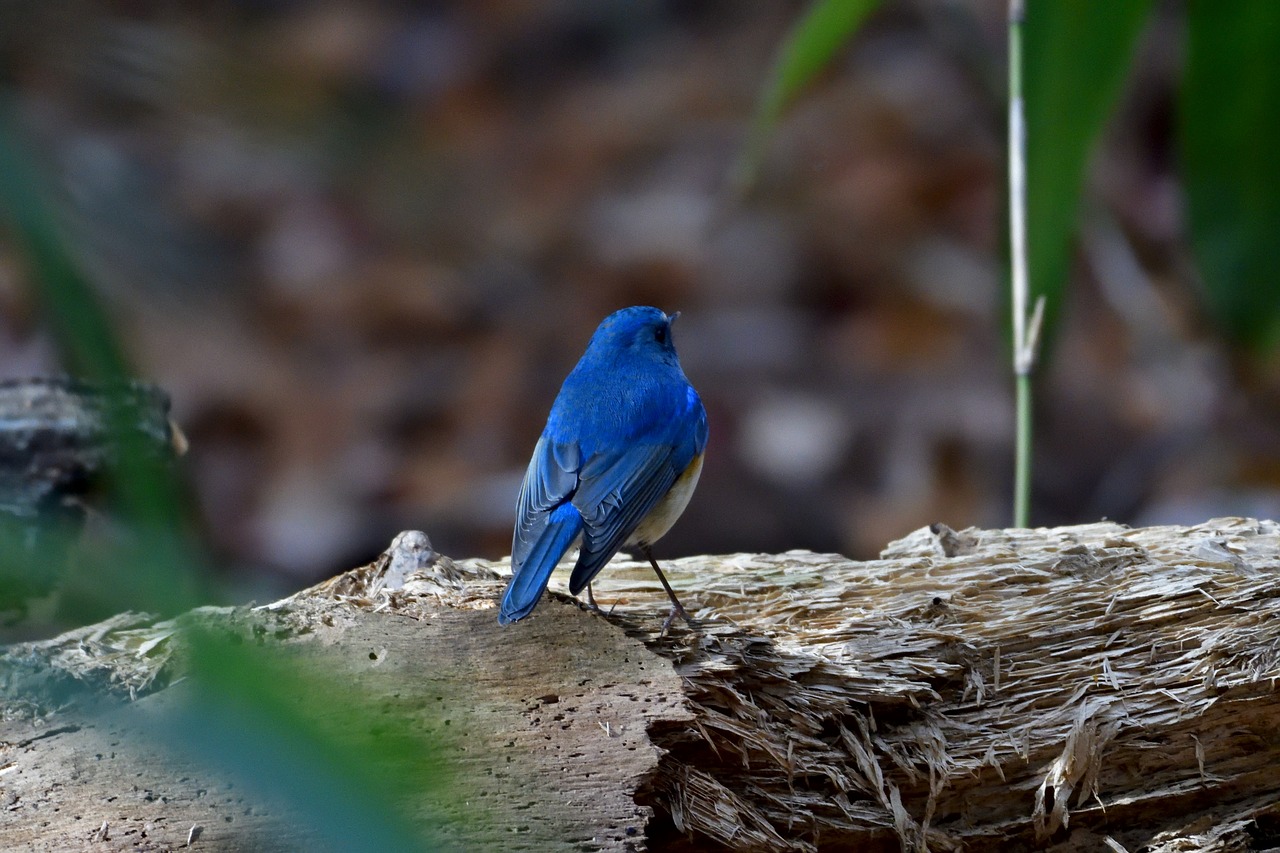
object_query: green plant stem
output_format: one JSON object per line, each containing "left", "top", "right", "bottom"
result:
{"left": 1014, "top": 370, "right": 1032, "bottom": 528}
{"left": 1009, "top": 0, "right": 1034, "bottom": 528}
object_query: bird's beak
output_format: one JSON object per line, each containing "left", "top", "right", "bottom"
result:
{"left": 668, "top": 311, "right": 681, "bottom": 325}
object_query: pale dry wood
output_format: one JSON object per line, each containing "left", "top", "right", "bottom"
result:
{"left": 0, "top": 534, "right": 684, "bottom": 851}
{"left": 4, "top": 520, "right": 1280, "bottom": 851}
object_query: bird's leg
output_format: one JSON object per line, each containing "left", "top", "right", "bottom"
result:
{"left": 584, "top": 580, "right": 622, "bottom": 617}
{"left": 640, "top": 545, "right": 695, "bottom": 632}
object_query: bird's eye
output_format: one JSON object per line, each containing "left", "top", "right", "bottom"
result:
{"left": 654, "top": 326, "right": 667, "bottom": 344}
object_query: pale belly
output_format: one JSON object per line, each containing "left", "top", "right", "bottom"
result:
{"left": 627, "top": 453, "right": 704, "bottom": 547}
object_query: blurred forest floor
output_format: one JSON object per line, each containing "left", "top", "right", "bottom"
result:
{"left": 1, "top": 0, "right": 1276, "bottom": 598}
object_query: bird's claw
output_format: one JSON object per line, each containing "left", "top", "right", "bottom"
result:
{"left": 660, "top": 603, "right": 697, "bottom": 636}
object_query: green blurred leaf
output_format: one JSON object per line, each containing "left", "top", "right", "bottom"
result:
{"left": 735, "top": 0, "right": 882, "bottom": 192}
{"left": 163, "top": 629, "right": 446, "bottom": 852}
{"left": 0, "top": 99, "right": 200, "bottom": 616}
{"left": 0, "top": 95, "right": 456, "bottom": 851}
{"left": 1181, "top": 1, "right": 1280, "bottom": 349}
{"left": 1022, "top": 0, "right": 1152, "bottom": 340}
{"left": 0, "top": 99, "right": 128, "bottom": 381}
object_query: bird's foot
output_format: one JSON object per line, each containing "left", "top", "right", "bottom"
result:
{"left": 660, "top": 601, "right": 697, "bottom": 636}
{"left": 584, "top": 583, "right": 621, "bottom": 617}
{"left": 585, "top": 583, "right": 603, "bottom": 615}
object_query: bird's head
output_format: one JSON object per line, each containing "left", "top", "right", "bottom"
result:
{"left": 587, "top": 306, "right": 682, "bottom": 362}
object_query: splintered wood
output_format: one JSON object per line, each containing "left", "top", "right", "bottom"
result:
{"left": 3, "top": 519, "right": 1280, "bottom": 851}
{"left": 561, "top": 517, "right": 1280, "bottom": 852}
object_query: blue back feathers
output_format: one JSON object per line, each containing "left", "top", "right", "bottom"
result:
{"left": 499, "top": 306, "right": 708, "bottom": 624}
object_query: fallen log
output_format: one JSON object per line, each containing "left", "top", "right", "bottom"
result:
{"left": 3, "top": 518, "right": 1280, "bottom": 851}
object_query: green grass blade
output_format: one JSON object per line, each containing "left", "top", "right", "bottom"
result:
{"left": 0, "top": 96, "right": 458, "bottom": 851}
{"left": 1181, "top": 1, "right": 1280, "bottom": 350}
{"left": 1022, "top": 0, "right": 1152, "bottom": 342}
{"left": 0, "top": 100, "right": 201, "bottom": 616}
{"left": 735, "top": 0, "right": 882, "bottom": 192}
{"left": 0, "top": 100, "right": 130, "bottom": 381}
{"left": 163, "top": 629, "right": 446, "bottom": 852}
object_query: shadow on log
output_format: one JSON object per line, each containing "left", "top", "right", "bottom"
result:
{"left": 4, "top": 519, "right": 1280, "bottom": 851}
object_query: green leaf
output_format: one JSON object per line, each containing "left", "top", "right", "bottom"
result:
{"left": 164, "top": 629, "right": 448, "bottom": 852}
{"left": 0, "top": 100, "right": 129, "bottom": 381}
{"left": 0, "top": 101, "right": 201, "bottom": 616}
{"left": 735, "top": 0, "right": 882, "bottom": 192}
{"left": 1181, "top": 1, "right": 1280, "bottom": 349}
{"left": 0, "top": 96, "right": 455, "bottom": 852}
{"left": 1022, "top": 0, "right": 1152, "bottom": 342}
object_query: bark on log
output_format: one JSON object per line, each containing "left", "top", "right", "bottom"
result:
{"left": 4, "top": 519, "right": 1280, "bottom": 851}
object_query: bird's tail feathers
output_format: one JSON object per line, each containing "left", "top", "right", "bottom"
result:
{"left": 499, "top": 506, "right": 583, "bottom": 624}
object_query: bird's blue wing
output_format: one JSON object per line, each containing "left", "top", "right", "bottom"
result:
{"left": 567, "top": 438, "right": 692, "bottom": 594}
{"left": 512, "top": 437, "right": 580, "bottom": 563}
{"left": 500, "top": 436, "right": 584, "bottom": 623}
{"left": 566, "top": 386, "right": 707, "bottom": 594}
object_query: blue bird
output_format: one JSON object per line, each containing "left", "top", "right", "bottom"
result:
{"left": 499, "top": 306, "right": 708, "bottom": 629}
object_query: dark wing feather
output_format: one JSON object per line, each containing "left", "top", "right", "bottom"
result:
{"left": 511, "top": 436, "right": 580, "bottom": 567}
{"left": 501, "top": 436, "right": 586, "bottom": 623}
{"left": 567, "top": 442, "right": 685, "bottom": 594}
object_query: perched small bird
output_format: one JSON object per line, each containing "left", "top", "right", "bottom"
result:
{"left": 499, "top": 306, "right": 708, "bottom": 629}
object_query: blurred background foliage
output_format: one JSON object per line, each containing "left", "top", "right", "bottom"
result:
{"left": 1181, "top": 0, "right": 1280, "bottom": 350}
{"left": 748, "top": 0, "right": 1280, "bottom": 527}
{"left": 1, "top": 0, "right": 1280, "bottom": 602}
